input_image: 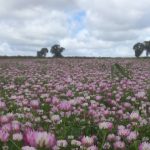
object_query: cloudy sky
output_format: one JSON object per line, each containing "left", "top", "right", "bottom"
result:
{"left": 0, "top": 0, "right": 150, "bottom": 57}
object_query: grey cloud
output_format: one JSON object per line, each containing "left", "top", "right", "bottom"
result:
{"left": 0, "top": 0, "right": 77, "bottom": 15}
{"left": 0, "top": 0, "right": 150, "bottom": 57}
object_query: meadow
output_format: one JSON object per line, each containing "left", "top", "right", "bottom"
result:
{"left": 0, "top": 58, "right": 150, "bottom": 150}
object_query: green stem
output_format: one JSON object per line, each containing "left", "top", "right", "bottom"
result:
{"left": 134, "top": 141, "right": 138, "bottom": 150}
{"left": 9, "top": 139, "right": 21, "bottom": 150}
{"left": 100, "top": 131, "right": 107, "bottom": 150}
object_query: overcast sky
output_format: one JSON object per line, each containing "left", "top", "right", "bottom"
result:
{"left": 0, "top": 0, "right": 150, "bottom": 57}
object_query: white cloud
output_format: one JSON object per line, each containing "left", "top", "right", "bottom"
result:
{"left": 0, "top": 0, "right": 150, "bottom": 57}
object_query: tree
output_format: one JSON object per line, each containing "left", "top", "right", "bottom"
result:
{"left": 133, "top": 43, "right": 144, "bottom": 57}
{"left": 37, "top": 48, "right": 48, "bottom": 57}
{"left": 133, "top": 41, "right": 150, "bottom": 57}
{"left": 50, "top": 44, "right": 65, "bottom": 57}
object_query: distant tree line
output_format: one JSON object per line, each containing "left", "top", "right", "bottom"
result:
{"left": 37, "top": 41, "right": 150, "bottom": 58}
{"left": 37, "top": 44, "right": 65, "bottom": 58}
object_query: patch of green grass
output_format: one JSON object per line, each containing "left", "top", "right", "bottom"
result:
{"left": 14, "top": 76, "right": 26, "bottom": 85}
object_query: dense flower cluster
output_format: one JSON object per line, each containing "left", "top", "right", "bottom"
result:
{"left": 0, "top": 58, "right": 150, "bottom": 149}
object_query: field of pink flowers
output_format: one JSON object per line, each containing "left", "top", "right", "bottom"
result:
{"left": 0, "top": 58, "right": 150, "bottom": 150}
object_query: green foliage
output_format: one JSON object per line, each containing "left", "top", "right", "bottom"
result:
{"left": 137, "top": 125, "right": 150, "bottom": 139}
{"left": 41, "top": 103, "right": 51, "bottom": 113}
{"left": 15, "top": 63, "right": 28, "bottom": 70}
{"left": 55, "top": 115, "right": 99, "bottom": 139}
{"left": 8, "top": 103, "right": 18, "bottom": 113}
{"left": 0, "top": 89, "right": 9, "bottom": 99}
{"left": 0, "top": 75, "right": 9, "bottom": 84}
{"left": 129, "top": 141, "right": 139, "bottom": 150}
{"left": 111, "top": 63, "right": 132, "bottom": 80}
{"left": 14, "top": 76, "right": 26, "bottom": 85}
{"left": 54, "top": 115, "right": 108, "bottom": 149}
{"left": 121, "top": 90, "right": 134, "bottom": 102}
{"left": 147, "top": 89, "right": 150, "bottom": 101}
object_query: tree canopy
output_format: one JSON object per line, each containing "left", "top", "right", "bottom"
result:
{"left": 50, "top": 44, "right": 65, "bottom": 57}
{"left": 37, "top": 48, "right": 48, "bottom": 57}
